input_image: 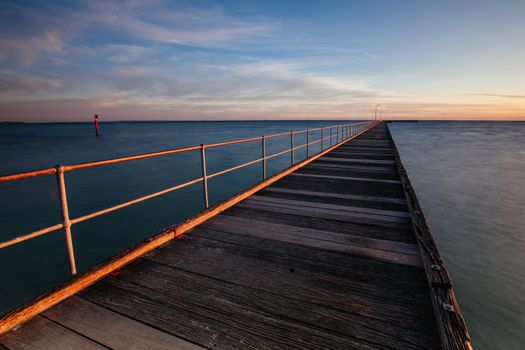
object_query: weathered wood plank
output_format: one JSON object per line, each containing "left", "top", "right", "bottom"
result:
{"left": 236, "top": 201, "right": 411, "bottom": 229}
{"left": 151, "top": 232, "right": 428, "bottom": 302}
{"left": 335, "top": 146, "right": 393, "bottom": 152}
{"left": 248, "top": 195, "right": 410, "bottom": 218}
{"left": 224, "top": 206, "right": 416, "bottom": 243}
{"left": 263, "top": 187, "right": 407, "bottom": 205}
{"left": 290, "top": 172, "right": 402, "bottom": 184}
{"left": 318, "top": 157, "right": 396, "bottom": 165}
{"left": 94, "top": 261, "right": 439, "bottom": 349}
{"left": 305, "top": 163, "right": 396, "bottom": 172}
{"left": 84, "top": 278, "right": 396, "bottom": 350}
{"left": 43, "top": 296, "right": 204, "bottom": 350}
{"left": 207, "top": 215, "right": 419, "bottom": 255}
{"left": 140, "top": 234, "right": 432, "bottom": 316}
{"left": 329, "top": 150, "right": 395, "bottom": 160}
{"left": 272, "top": 176, "right": 406, "bottom": 198}
{"left": 202, "top": 216, "right": 421, "bottom": 266}
{"left": 329, "top": 150, "right": 394, "bottom": 156}
{"left": 0, "top": 315, "right": 107, "bottom": 350}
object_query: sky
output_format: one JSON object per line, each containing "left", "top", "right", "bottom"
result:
{"left": 0, "top": 0, "right": 524, "bottom": 122}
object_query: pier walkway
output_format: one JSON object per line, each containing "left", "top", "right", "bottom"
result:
{"left": 0, "top": 123, "right": 470, "bottom": 349}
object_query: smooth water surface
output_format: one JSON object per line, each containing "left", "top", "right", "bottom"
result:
{"left": 389, "top": 121, "right": 525, "bottom": 350}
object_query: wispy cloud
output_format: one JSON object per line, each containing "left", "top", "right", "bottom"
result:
{"left": 0, "top": 32, "right": 64, "bottom": 65}
{"left": 468, "top": 93, "right": 525, "bottom": 99}
{"left": 105, "top": 45, "right": 156, "bottom": 63}
{"left": 0, "top": 70, "right": 62, "bottom": 94}
{"left": 0, "top": 1, "right": 275, "bottom": 66}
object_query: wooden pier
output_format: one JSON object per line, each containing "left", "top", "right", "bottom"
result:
{"left": 0, "top": 123, "right": 471, "bottom": 349}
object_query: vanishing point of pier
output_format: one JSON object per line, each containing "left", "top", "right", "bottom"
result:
{"left": 0, "top": 122, "right": 471, "bottom": 349}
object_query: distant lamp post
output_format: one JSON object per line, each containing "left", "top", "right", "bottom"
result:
{"left": 374, "top": 104, "right": 380, "bottom": 120}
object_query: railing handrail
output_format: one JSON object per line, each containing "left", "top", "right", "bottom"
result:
{"left": 0, "top": 123, "right": 357, "bottom": 182}
{"left": 0, "top": 121, "right": 376, "bottom": 276}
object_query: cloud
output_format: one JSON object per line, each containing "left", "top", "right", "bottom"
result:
{"left": 0, "top": 32, "right": 64, "bottom": 65}
{"left": 468, "top": 93, "right": 525, "bottom": 99}
{"left": 0, "top": 70, "right": 62, "bottom": 94}
{"left": 0, "top": 1, "right": 275, "bottom": 65}
{"left": 105, "top": 45, "right": 156, "bottom": 63}
{"left": 86, "top": 1, "right": 274, "bottom": 47}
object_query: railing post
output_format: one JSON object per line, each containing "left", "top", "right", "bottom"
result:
{"left": 290, "top": 131, "right": 295, "bottom": 165}
{"left": 55, "top": 165, "right": 77, "bottom": 276}
{"left": 200, "top": 145, "right": 209, "bottom": 209}
{"left": 330, "top": 127, "right": 333, "bottom": 146}
{"left": 262, "top": 136, "right": 267, "bottom": 180}
{"left": 306, "top": 129, "right": 310, "bottom": 158}
{"left": 321, "top": 128, "right": 324, "bottom": 150}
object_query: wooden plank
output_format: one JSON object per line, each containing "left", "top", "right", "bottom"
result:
{"left": 224, "top": 206, "right": 417, "bottom": 243}
{"left": 249, "top": 195, "right": 410, "bottom": 218}
{"left": 0, "top": 315, "right": 107, "bottom": 350}
{"left": 203, "top": 216, "right": 421, "bottom": 266}
{"left": 306, "top": 163, "right": 395, "bottom": 172}
{"left": 318, "top": 157, "right": 396, "bottom": 165}
{"left": 141, "top": 234, "right": 433, "bottom": 317}
{"left": 96, "top": 261, "right": 439, "bottom": 349}
{"left": 43, "top": 296, "right": 204, "bottom": 350}
{"left": 236, "top": 202, "right": 411, "bottom": 229}
{"left": 300, "top": 166, "right": 400, "bottom": 180}
{"left": 263, "top": 187, "right": 407, "bottom": 205}
{"left": 290, "top": 172, "right": 402, "bottom": 184}
{"left": 272, "top": 177, "right": 406, "bottom": 198}
{"left": 208, "top": 215, "right": 418, "bottom": 254}
{"left": 329, "top": 150, "right": 394, "bottom": 156}
{"left": 186, "top": 229, "right": 420, "bottom": 287}
{"left": 327, "top": 151, "right": 394, "bottom": 156}
{"left": 336, "top": 147, "right": 393, "bottom": 152}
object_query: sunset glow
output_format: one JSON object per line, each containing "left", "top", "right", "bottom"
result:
{"left": 1, "top": 0, "right": 524, "bottom": 121}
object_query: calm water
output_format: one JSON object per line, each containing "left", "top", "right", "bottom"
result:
{"left": 389, "top": 121, "right": 525, "bottom": 350}
{"left": 1, "top": 121, "right": 523, "bottom": 349}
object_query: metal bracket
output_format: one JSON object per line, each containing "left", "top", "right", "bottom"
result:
{"left": 431, "top": 264, "right": 442, "bottom": 271}
{"left": 442, "top": 303, "right": 455, "bottom": 312}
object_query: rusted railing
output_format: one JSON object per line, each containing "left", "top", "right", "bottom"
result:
{"left": 0, "top": 121, "right": 375, "bottom": 276}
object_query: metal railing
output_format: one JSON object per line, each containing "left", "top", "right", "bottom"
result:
{"left": 0, "top": 121, "right": 375, "bottom": 276}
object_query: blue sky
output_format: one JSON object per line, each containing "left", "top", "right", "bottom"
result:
{"left": 1, "top": 0, "right": 524, "bottom": 121}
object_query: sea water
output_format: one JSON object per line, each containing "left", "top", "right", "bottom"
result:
{"left": 389, "top": 121, "right": 525, "bottom": 350}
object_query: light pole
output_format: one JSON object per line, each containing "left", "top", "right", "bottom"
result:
{"left": 374, "top": 104, "right": 380, "bottom": 120}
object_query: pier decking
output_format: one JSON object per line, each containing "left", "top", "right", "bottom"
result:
{"left": 0, "top": 123, "right": 468, "bottom": 349}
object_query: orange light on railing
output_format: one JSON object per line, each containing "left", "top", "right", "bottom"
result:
{"left": 0, "top": 121, "right": 376, "bottom": 276}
